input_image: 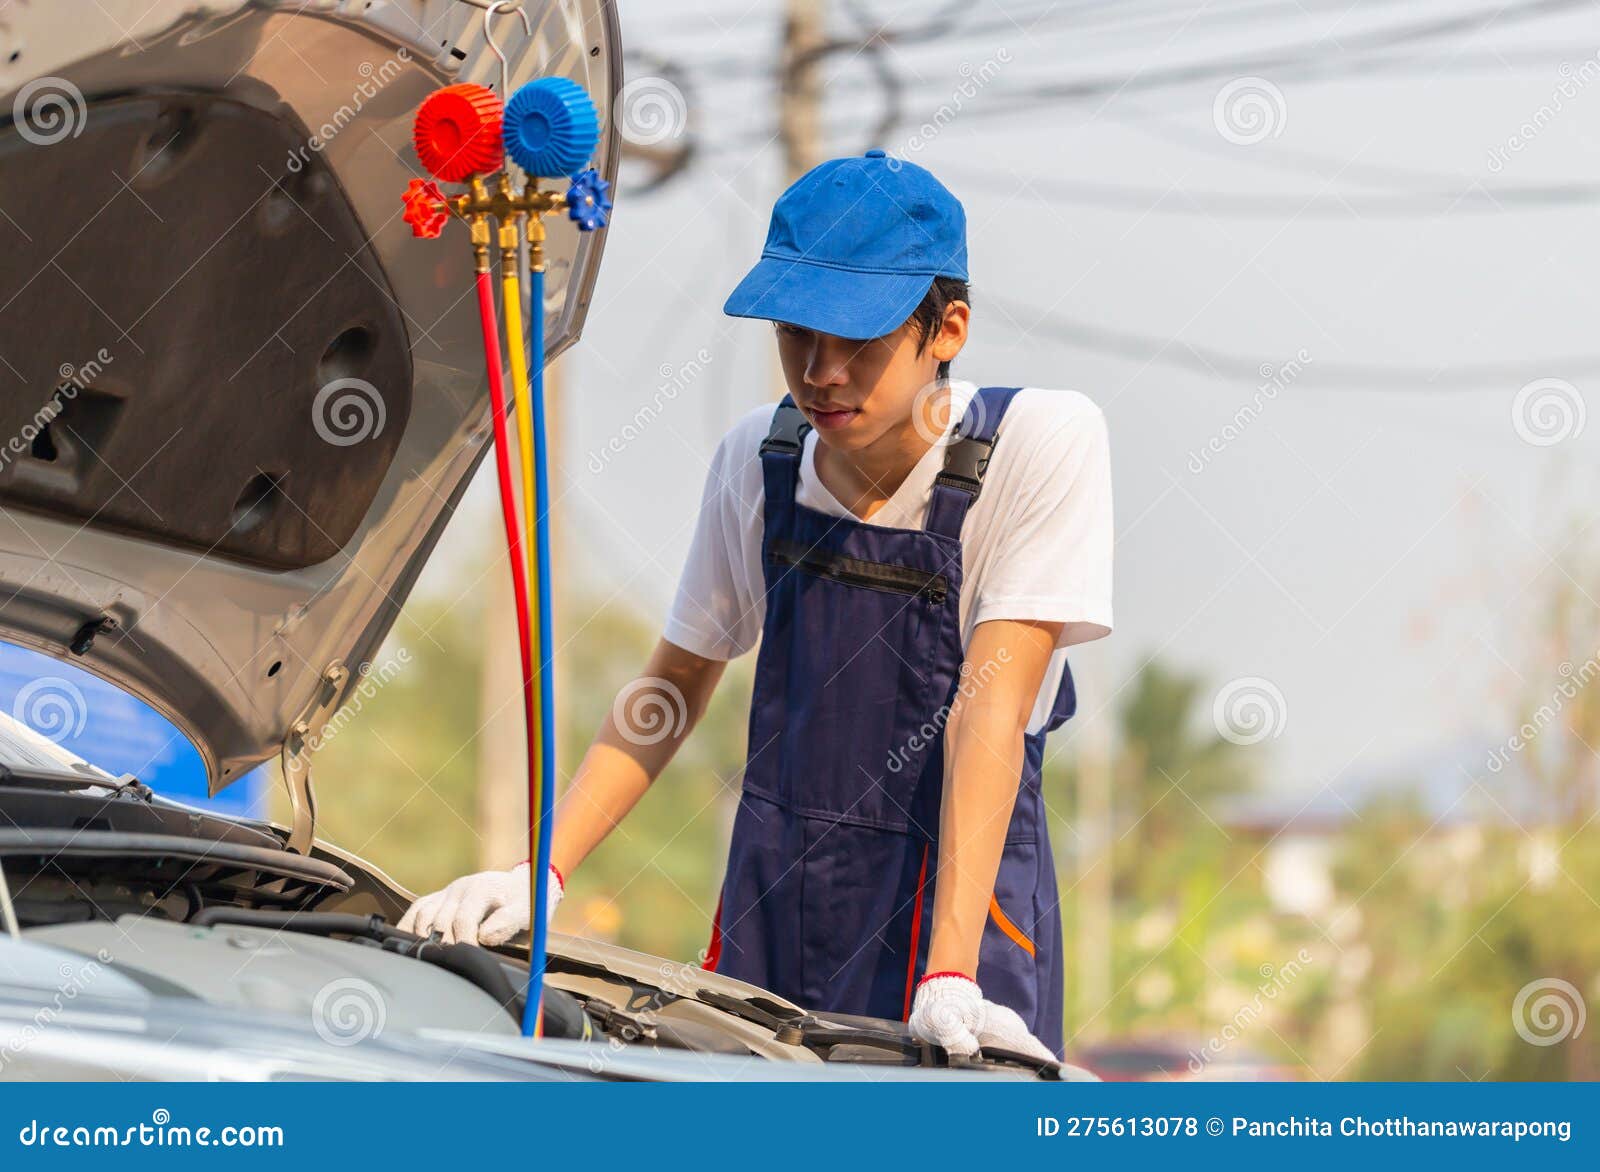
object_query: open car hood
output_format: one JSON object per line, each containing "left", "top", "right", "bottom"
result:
{"left": 0, "top": 1, "right": 620, "bottom": 840}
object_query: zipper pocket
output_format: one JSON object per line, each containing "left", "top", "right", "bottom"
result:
{"left": 769, "top": 539, "right": 949, "bottom": 604}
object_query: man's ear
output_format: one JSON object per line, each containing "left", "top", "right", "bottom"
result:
{"left": 931, "top": 300, "right": 970, "bottom": 366}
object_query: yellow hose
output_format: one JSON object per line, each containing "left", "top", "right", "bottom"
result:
{"left": 503, "top": 263, "right": 540, "bottom": 677}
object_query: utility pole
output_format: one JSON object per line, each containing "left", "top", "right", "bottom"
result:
{"left": 772, "top": 0, "right": 826, "bottom": 400}
{"left": 780, "top": 0, "right": 827, "bottom": 183}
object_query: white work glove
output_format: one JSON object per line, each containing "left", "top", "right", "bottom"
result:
{"left": 907, "top": 973, "right": 1056, "bottom": 1064}
{"left": 397, "top": 862, "right": 563, "bottom": 947}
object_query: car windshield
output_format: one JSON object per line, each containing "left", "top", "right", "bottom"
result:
{"left": 0, "top": 641, "right": 265, "bottom": 814}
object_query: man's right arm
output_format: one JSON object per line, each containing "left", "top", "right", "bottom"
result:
{"left": 548, "top": 637, "right": 726, "bottom": 878}
{"left": 398, "top": 637, "right": 725, "bottom": 945}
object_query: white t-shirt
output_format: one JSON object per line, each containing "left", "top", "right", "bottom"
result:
{"left": 663, "top": 382, "right": 1114, "bottom": 733}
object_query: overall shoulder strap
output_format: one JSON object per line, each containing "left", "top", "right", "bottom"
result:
{"left": 1045, "top": 657, "right": 1078, "bottom": 732}
{"left": 925, "top": 386, "right": 1022, "bottom": 539}
{"left": 759, "top": 394, "right": 810, "bottom": 517}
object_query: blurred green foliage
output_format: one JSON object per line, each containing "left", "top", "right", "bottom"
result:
{"left": 552, "top": 592, "right": 755, "bottom": 962}
{"left": 276, "top": 578, "right": 490, "bottom": 890}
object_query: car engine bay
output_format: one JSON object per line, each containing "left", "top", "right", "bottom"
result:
{"left": 0, "top": 767, "right": 1073, "bottom": 1080}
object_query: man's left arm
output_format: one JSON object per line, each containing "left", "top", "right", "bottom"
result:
{"left": 908, "top": 395, "right": 1111, "bottom": 1059}
{"left": 907, "top": 616, "right": 1063, "bottom": 1061}
{"left": 925, "top": 616, "right": 1061, "bottom": 980}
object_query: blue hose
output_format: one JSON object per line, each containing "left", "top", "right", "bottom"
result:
{"left": 521, "top": 264, "right": 556, "bottom": 1038}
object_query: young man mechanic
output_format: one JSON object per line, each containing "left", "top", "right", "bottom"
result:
{"left": 402, "top": 150, "right": 1113, "bottom": 1060}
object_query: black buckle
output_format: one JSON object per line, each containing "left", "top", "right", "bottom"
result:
{"left": 760, "top": 403, "right": 811, "bottom": 456}
{"left": 935, "top": 431, "right": 996, "bottom": 498}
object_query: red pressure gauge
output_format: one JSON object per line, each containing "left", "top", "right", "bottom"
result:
{"left": 412, "top": 83, "right": 504, "bottom": 183}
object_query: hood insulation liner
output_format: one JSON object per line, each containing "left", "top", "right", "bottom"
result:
{"left": 0, "top": 92, "right": 412, "bottom": 571}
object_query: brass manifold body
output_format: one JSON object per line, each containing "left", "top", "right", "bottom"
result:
{"left": 444, "top": 173, "right": 569, "bottom": 273}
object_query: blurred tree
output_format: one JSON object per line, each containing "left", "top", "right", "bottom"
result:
{"left": 1113, "top": 658, "right": 1256, "bottom": 878}
{"left": 1338, "top": 810, "right": 1600, "bottom": 1080}
{"left": 1336, "top": 535, "right": 1600, "bottom": 1080}
{"left": 1058, "top": 658, "right": 1274, "bottom": 1047}
{"left": 272, "top": 576, "right": 491, "bottom": 895}
{"left": 554, "top": 589, "right": 754, "bottom": 962}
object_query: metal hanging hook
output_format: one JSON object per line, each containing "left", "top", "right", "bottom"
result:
{"left": 483, "top": 1, "right": 530, "bottom": 97}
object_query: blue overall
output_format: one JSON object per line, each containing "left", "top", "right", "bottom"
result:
{"left": 705, "top": 386, "right": 1075, "bottom": 1056}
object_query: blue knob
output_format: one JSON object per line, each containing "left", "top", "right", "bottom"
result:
{"left": 566, "top": 169, "right": 611, "bottom": 232}
{"left": 503, "top": 77, "right": 600, "bottom": 178}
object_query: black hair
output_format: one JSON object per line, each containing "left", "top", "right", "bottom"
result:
{"left": 908, "top": 276, "right": 969, "bottom": 380}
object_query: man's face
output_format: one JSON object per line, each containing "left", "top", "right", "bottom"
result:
{"left": 774, "top": 302, "right": 968, "bottom": 453}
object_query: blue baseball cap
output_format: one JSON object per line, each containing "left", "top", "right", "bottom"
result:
{"left": 723, "top": 149, "right": 968, "bottom": 341}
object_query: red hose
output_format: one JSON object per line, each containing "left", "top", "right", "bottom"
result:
{"left": 474, "top": 270, "right": 539, "bottom": 832}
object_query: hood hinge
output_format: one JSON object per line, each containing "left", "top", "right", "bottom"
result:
{"left": 280, "top": 661, "right": 348, "bottom": 854}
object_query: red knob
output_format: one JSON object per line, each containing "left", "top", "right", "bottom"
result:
{"left": 413, "top": 84, "right": 504, "bottom": 182}
{"left": 401, "top": 178, "right": 449, "bottom": 238}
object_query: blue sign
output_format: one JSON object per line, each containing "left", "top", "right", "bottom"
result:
{"left": 0, "top": 641, "right": 264, "bottom": 815}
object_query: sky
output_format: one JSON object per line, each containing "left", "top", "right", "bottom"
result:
{"left": 416, "top": 0, "right": 1600, "bottom": 806}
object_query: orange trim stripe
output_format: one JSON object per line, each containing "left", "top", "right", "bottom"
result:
{"left": 988, "top": 894, "right": 1036, "bottom": 957}
{"left": 902, "top": 843, "right": 931, "bottom": 1020}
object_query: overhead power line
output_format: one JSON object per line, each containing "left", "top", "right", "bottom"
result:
{"left": 984, "top": 295, "right": 1600, "bottom": 390}
{"left": 941, "top": 0, "right": 1593, "bottom": 109}
{"left": 939, "top": 164, "right": 1600, "bottom": 217}
{"left": 705, "top": 0, "right": 1596, "bottom": 150}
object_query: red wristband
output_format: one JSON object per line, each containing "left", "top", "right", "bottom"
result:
{"left": 917, "top": 970, "right": 974, "bottom": 987}
{"left": 518, "top": 858, "right": 564, "bottom": 889}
